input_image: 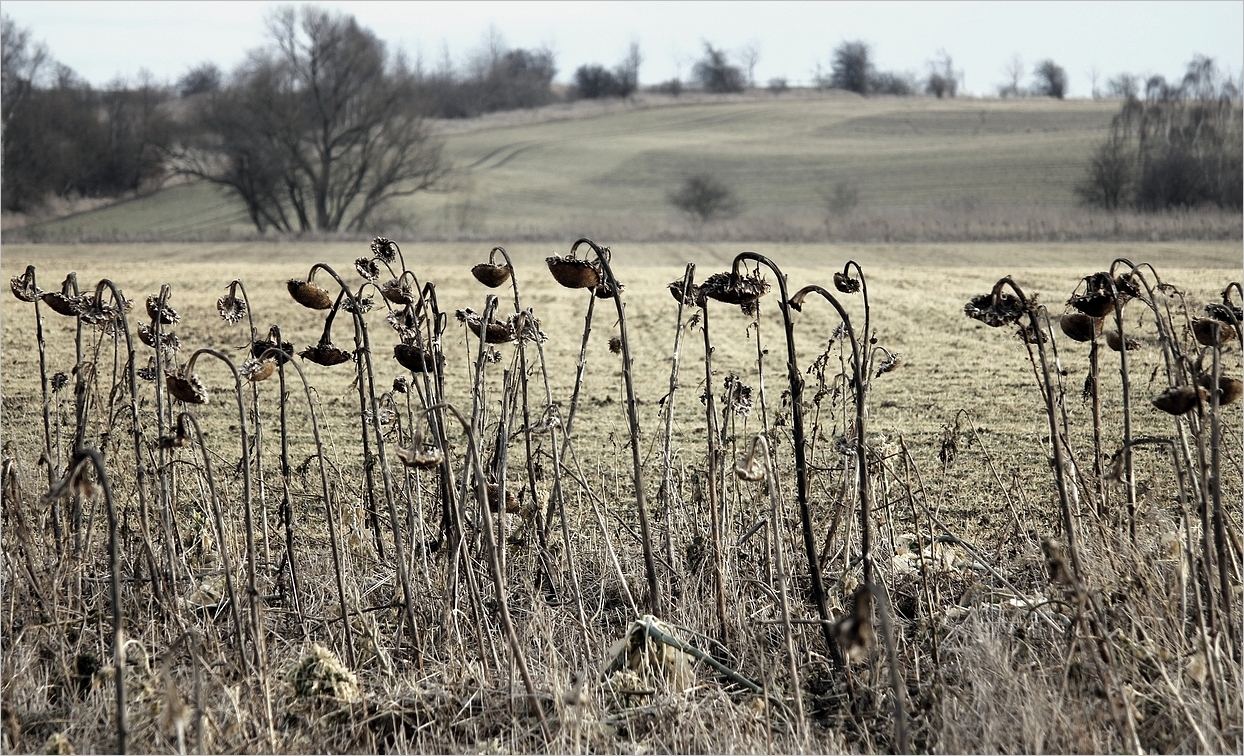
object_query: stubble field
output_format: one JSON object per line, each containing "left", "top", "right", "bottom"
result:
{"left": 1, "top": 239, "right": 1240, "bottom": 754}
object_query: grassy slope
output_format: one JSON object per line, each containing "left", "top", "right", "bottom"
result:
{"left": 22, "top": 94, "right": 1119, "bottom": 239}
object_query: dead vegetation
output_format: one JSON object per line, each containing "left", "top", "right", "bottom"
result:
{"left": 1, "top": 238, "right": 1240, "bottom": 754}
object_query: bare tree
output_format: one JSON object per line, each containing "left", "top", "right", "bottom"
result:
{"left": 692, "top": 43, "right": 744, "bottom": 93}
{"left": 667, "top": 173, "right": 741, "bottom": 221}
{"left": 1088, "top": 65, "right": 1101, "bottom": 99}
{"left": 830, "top": 41, "right": 871, "bottom": 94}
{"left": 925, "top": 50, "right": 959, "bottom": 98}
{"left": 173, "top": 6, "right": 449, "bottom": 233}
{"left": 1032, "top": 59, "right": 1068, "bottom": 99}
{"left": 176, "top": 63, "right": 222, "bottom": 98}
{"left": 738, "top": 41, "right": 761, "bottom": 88}
{"left": 998, "top": 53, "right": 1024, "bottom": 97}
{"left": 1107, "top": 72, "right": 1140, "bottom": 99}
{"left": 620, "top": 41, "right": 642, "bottom": 93}
{"left": 1079, "top": 55, "right": 1241, "bottom": 211}
{"left": 1, "top": 14, "right": 49, "bottom": 133}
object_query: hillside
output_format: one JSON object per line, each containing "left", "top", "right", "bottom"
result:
{"left": 18, "top": 91, "right": 1235, "bottom": 243}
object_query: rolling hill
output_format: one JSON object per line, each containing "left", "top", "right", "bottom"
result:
{"left": 18, "top": 91, "right": 1131, "bottom": 241}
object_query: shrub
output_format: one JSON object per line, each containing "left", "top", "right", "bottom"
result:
{"left": 1032, "top": 59, "right": 1068, "bottom": 99}
{"left": 822, "top": 179, "right": 861, "bottom": 214}
{"left": 871, "top": 71, "right": 916, "bottom": 96}
{"left": 692, "top": 43, "right": 744, "bottom": 94}
{"left": 652, "top": 78, "right": 683, "bottom": 97}
{"left": 767, "top": 77, "right": 789, "bottom": 94}
{"left": 925, "top": 51, "right": 959, "bottom": 98}
{"left": 667, "top": 173, "right": 742, "bottom": 221}
{"left": 829, "top": 41, "right": 871, "bottom": 94}
{"left": 571, "top": 44, "right": 640, "bottom": 100}
{"left": 574, "top": 64, "right": 625, "bottom": 99}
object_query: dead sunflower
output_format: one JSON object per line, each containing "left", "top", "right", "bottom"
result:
{"left": 146, "top": 294, "right": 179, "bottom": 325}
{"left": 700, "top": 270, "right": 770, "bottom": 308}
{"left": 1198, "top": 374, "right": 1243, "bottom": 406}
{"left": 546, "top": 255, "right": 600, "bottom": 289}
{"left": 1059, "top": 312, "right": 1102, "bottom": 343}
{"left": 300, "top": 339, "right": 353, "bottom": 367}
{"left": 10, "top": 266, "right": 40, "bottom": 302}
{"left": 1151, "top": 385, "right": 1208, "bottom": 416}
{"left": 964, "top": 291, "right": 1025, "bottom": 327}
{"left": 167, "top": 369, "right": 208, "bottom": 404}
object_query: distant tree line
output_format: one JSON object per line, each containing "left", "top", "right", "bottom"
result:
{"left": 1079, "top": 55, "right": 1241, "bottom": 211}
{"left": 4, "top": 8, "right": 1240, "bottom": 225}
{"left": 994, "top": 55, "right": 1068, "bottom": 99}
{"left": 2, "top": 15, "right": 172, "bottom": 213}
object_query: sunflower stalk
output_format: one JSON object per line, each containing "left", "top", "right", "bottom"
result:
{"left": 575, "top": 237, "right": 663, "bottom": 616}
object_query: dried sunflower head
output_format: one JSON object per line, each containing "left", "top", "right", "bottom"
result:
{"left": 964, "top": 291, "right": 1025, "bottom": 327}
{"left": 79, "top": 297, "right": 125, "bottom": 330}
{"left": 146, "top": 294, "right": 179, "bottom": 325}
{"left": 300, "top": 340, "right": 353, "bottom": 367}
{"left": 1105, "top": 330, "right": 1140, "bottom": 352}
{"left": 700, "top": 270, "right": 770, "bottom": 308}
{"left": 1067, "top": 272, "right": 1118, "bottom": 317}
{"left": 1114, "top": 272, "right": 1141, "bottom": 301}
{"left": 1198, "top": 374, "right": 1243, "bottom": 406}
{"left": 457, "top": 308, "right": 515, "bottom": 344}
{"left": 833, "top": 270, "right": 861, "bottom": 294}
{"left": 593, "top": 278, "right": 624, "bottom": 299}
{"left": 608, "top": 336, "right": 623, "bottom": 354}
{"left": 733, "top": 454, "right": 766, "bottom": 482}
{"left": 1059, "top": 312, "right": 1102, "bottom": 343}
{"left": 370, "top": 237, "right": 397, "bottom": 264}
{"left": 42, "top": 291, "right": 86, "bottom": 317}
{"left": 396, "top": 431, "right": 445, "bottom": 470}
{"left": 167, "top": 370, "right": 208, "bottom": 404}
{"left": 380, "top": 278, "right": 415, "bottom": 305}
{"left": 217, "top": 283, "right": 247, "bottom": 324}
{"left": 1192, "top": 318, "right": 1236, "bottom": 347}
{"left": 1151, "top": 385, "right": 1208, "bottom": 416}
{"left": 252, "top": 335, "right": 294, "bottom": 365}
{"left": 546, "top": 255, "right": 600, "bottom": 289}
{"left": 508, "top": 311, "right": 547, "bottom": 343}
{"left": 288, "top": 279, "right": 334, "bottom": 310}
{"left": 354, "top": 257, "right": 381, "bottom": 281}
{"left": 138, "top": 322, "right": 180, "bottom": 354}
{"left": 875, "top": 351, "right": 902, "bottom": 377}
{"left": 471, "top": 262, "right": 512, "bottom": 288}
{"left": 10, "top": 266, "right": 41, "bottom": 303}
{"left": 668, "top": 278, "right": 702, "bottom": 306}
{"left": 386, "top": 308, "right": 420, "bottom": 342}
{"left": 343, "top": 295, "right": 373, "bottom": 315}
{"left": 1205, "top": 302, "right": 1242, "bottom": 325}
{"left": 240, "top": 357, "right": 276, "bottom": 382}
{"left": 393, "top": 343, "right": 441, "bottom": 373}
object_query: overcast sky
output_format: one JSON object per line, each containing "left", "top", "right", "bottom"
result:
{"left": 5, "top": 1, "right": 1242, "bottom": 97}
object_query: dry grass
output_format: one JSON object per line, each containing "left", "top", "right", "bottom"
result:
{"left": 1, "top": 240, "right": 1240, "bottom": 754}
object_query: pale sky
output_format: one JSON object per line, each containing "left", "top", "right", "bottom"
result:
{"left": 4, "top": 1, "right": 1242, "bottom": 97}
